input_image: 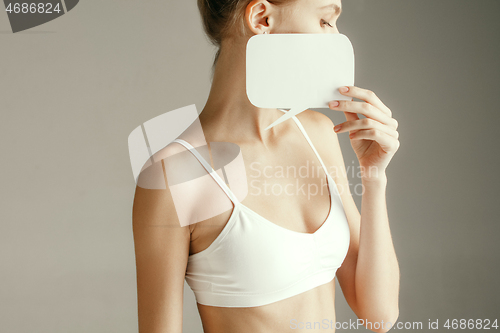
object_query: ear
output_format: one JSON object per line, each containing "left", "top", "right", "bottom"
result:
{"left": 245, "top": 0, "right": 272, "bottom": 35}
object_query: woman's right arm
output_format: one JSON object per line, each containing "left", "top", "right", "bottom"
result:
{"left": 132, "top": 178, "right": 191, "bottom": 333}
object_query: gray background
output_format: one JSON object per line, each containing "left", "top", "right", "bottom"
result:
{"left": 1, "top": 0, "right": 499, "bottom": 332}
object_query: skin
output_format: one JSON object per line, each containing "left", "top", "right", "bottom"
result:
{"left": 132, "top": 0, "right": 400, "bottom": 332}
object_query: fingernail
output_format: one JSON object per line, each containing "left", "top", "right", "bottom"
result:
{"left": 334, "top": 124, "right": 342, "bottom": 132}
{"left": 330, "top": 101, "right": 339, "bottom": 107}
{"left": 339, "top": 86, "right": 349, "bottom": 93}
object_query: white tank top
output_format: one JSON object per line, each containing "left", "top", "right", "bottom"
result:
{"left": 173, "top": 112, "right": 350, "bottom": 308}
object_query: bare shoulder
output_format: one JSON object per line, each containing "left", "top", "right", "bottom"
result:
{"left": 294, "top": 109, "right": 336, "bottom": 130}
{"left": 133, "top": 141, "right": 189, "bottom": 229}
{"left": 141, "top": 138, "right": 233, "bottom": 232}
{"left": 134, "top": 140, "right": 205, "bottom": 234}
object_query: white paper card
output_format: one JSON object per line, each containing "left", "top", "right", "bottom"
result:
{"left": 246, "top": 33, "right": 355, "bottom": 130}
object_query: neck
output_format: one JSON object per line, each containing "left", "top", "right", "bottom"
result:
{"left": 199, "top": 38, "right": 282, "bottom": 144}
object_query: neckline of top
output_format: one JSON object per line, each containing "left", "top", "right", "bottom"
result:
{"left": 235, "top": 173, "right": 335, "bottom": 237}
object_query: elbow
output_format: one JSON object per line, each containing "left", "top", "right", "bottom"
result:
{"left": 360, "top": 308, "right": 399, "bottom": 333}
{"left": 381, "top": 308, "right": 399, "bottom": 333}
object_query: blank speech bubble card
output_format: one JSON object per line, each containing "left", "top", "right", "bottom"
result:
{"left": 246, "top": 33, "right": 355, "bottom": 130}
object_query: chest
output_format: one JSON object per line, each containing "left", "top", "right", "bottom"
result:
{"left": 189, "top": 141, "right": 334, "bottom": 256}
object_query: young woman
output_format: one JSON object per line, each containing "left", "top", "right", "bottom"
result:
{"left": 132, "top": 0, "right": 400, "bottom": 332}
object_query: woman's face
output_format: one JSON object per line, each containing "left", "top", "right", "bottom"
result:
{"left": 270, "top": 0, "right": 342, "bottom": 35}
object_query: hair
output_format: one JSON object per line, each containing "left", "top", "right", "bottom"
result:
{"left": 197, "top": 0, "right": 296, "bottom": 77}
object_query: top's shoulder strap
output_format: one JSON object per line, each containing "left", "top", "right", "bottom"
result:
{"left": 277, "top": 109, "right": 329, "bottom": 175}
{"left": 171, "top": 139, "right": 240, "bottom": 204}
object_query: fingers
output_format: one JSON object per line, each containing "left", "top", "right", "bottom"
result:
{"left": 350, "top": 128, "right": 401, "bottom": 153}
{"left": 338, "top": 86, "right": 393, "bottom": 117}
{"left": 329, "top": 86, "right": 398, "bottom": 130}
{"left": 329, "top": 86, "right": 401, "bottom": 155}
{"left": 329, "top": 99, "right": 397, "bottom": 129}
{"left": 334, "top": 118, "right": 399, "bottom": 139}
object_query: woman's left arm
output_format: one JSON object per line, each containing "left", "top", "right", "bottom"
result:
{"left": 329, "top": 86, "right": 400, "bottom": 331}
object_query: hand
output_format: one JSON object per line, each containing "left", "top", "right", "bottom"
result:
{"left": 328, "top": 86, "right": 400, "bottom": 179}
